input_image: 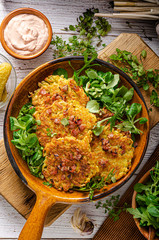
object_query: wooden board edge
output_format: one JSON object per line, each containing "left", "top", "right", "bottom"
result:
{"left": 98, "top": 33, "right": 159, "bottom": 59}
{"left": 1, "top": 192, "right": 29, "bottom": 219}
{"left": 45, "top": 204, "right": 70, "bottom": 226}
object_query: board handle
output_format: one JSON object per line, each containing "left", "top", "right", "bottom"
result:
{"left": 18, "top": 192, "right": 55, "bottom": 240}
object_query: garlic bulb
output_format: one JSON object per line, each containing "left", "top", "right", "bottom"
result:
{"left": 71, "top": 207, "right": 94, "bottom": 236}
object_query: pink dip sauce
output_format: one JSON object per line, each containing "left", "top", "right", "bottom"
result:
{"left": 4, "top": 14, "right": 49, "bottom": 56}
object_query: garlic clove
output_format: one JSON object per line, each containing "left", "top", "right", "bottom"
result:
{"left": 71, "top": 207, "right": 94, "bottom": 236}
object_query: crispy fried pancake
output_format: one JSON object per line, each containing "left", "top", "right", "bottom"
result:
{"left": 43, "top": 137, "right": 99, "bottom": 191}
{"left": 34, "top": 99, "right": 96, "bottom": 147}
{"left": 31, "top": 74, "right": 135, "bottom": 192}
{"left": 91, "top": 125, "right": 134, "bottom": 181}
{"left": 31, "top": 75, "right": 89, "bottom": 109}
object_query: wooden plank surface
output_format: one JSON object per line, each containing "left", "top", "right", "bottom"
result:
{"left": 0, "top": 0, "right": 159, "bottom": 239}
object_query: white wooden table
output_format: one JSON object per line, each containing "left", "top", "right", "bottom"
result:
{"left": 0, "top": 0, "right": 159, "bottom": 239}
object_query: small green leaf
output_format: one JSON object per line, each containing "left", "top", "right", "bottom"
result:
{"left": 143, "top": 83, "right": 149, "bottom": 91}
{"left": 36, "top": 120, "right": 41, "bottom": 125}
{"left": 111, "top": 176, "right": 116, "bottom": 183}
{"left": 131, "top": 62, "right": 138, "bottom": 71}
{"left": 132, "top": 55, "right": 139, "bottom": 64}
{"left": 86, "top": 69, "right": 98, "bottom": 79}
{"left": 147, "top": 205, "right": 159, "bottom": 218}
{"left": 139, "top": 117, "right": 148, "bottom": 124}
{"left": 116, "top": 86, "right": 128, "bottom": 97}
{"left": 61, "top": 118, "right": 69, "bottom": 126}
{"left": 109, "top": 54, "right": 122, "bottom": 61}
{"left": 107, "top": 74, "right": 120, "bottom": 89}
{"left": 127, "top": 103, "right": 142, "bottom": 119}
{"left": 101, "top": 95, "right": 112, "bottom": 104}
{"left": 43, "top": 181, "right": 53, "bottom": 188}
{"left": 46, "top": 128, "right": 57, "bottom": 137}
{"left": 127, "top": 208, "right": 143, "bottom": 219}
{"left": 123, "top": 88, "right": 134, "bottom": 102}
{"left": 86, "top": 100, "right": 100, "bottom": 113}
{"left": 138, "top": 65, "right": 145, "bottom": 77}
{"left": 53, "top": 68, "right": 68, "bottom": 79}
{"left": 10, "top": 117, "right": 25, "bottom": 131}
{"left": 26, "top": 134, "right": 38, "bottom": 147}
{"left": 51, "top": 133, "right": 57, "bottom": 137}
{"left": 141, "top": 50, "right": 147, "bottom": 58}
{"left": 134, "top": 183, "right": 149, "bottom": 193}
{"left": 92, "top": 125, "right": 105, "bottom": 136}
{"left": 69, "top": 25, "right": 75, "bottom": 31}
{"left": 145, "top": 195, "right": 159, "bottom": 206}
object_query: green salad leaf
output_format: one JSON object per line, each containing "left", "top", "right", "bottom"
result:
{"left": 53, "top": 68, "right": 68, "bottom": 79}
{"left": 127, "top": 161, "right": 159, "bottom": 236}
{"left": 10, "top": 103, "right": 44, "bottom": 179}
{"left": 107, "top": 74, "right": 119, "bottom": 89}
{"left": 76, "top": 65, "right": 147, "bottom": 135}
{"left": 10, "top": 117, "right": 25, "bottom": 131}
{"left": 86, "top": 100, "right": 100, "bottom": 113}
{"left": 92, "top": 117, "right": 111, "bottom": 136}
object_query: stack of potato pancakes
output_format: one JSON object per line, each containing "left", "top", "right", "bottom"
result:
{"left": 31, "top": 75, "right": 134, "bottom": 191}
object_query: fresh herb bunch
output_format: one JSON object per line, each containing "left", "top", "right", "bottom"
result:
{"left": 96, "top": 195, "right": 128, "bottom": 221}
{"left": 127, "top": 161, "right": 159, "bottom": 237}
{"left": 109, "top": 49, "right": 159, "bottom": 109}
{"left": 76, "top": 66, "right": 147, "bottom": 135}
{"left": 51, "top": 8, "right": 111, "bottom": 58}
{"left": 74, "top": 169, "right": 115, "bottom": 200}
{"left": 51, "top": 35, "right": 97, "bottom": 58}
{"left": 63, "top": 8, "right": 111, "bottom": 46}
{"left": 10, "top": 103, "right": 44, "bottom": 179}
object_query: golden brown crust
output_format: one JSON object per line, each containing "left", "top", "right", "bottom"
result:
{"left": 34, "top": 99, "right": 96, "bottom": 147}
{"left": 43, "top": 137, "right": 99, "bottom": 191}
{"left": 31, "top": 74, "right": 134, "bottom": 192}
{"left": 91, "top": 125, "right": 134, "bottom": 181}
{"left": 31, "top": 75, "right": 89, "bottom": 109}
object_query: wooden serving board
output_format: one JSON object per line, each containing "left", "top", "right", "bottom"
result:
{"left": 0, "top": 33, "right": 158, "bottom": 226}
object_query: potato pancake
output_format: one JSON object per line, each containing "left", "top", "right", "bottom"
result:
{"left": 31, "top": 75, "right": 89, "bottom": 109}
{"left": 91, "top": 125, "right": 134, "bottom": 181}
{"left": 34, "top": 99, "right": 97, "bottom": 147}
{"left": 42, "top": 136, "right": 99, "bottom": 191}
{"left": 30, "top": 74, "right": 135, "bottom": 193}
